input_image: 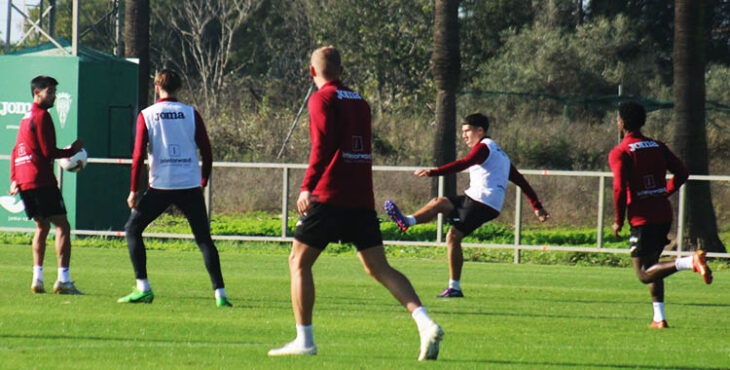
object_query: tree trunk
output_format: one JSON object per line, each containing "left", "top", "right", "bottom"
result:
{"left": 124, "top": 0, "right": 151, "bottom": 111}
{"left": 673, "top": 0, "right": 726, "bottom": 252}
{"left": 431, "top": 0, "right": 460, "bottom": 198}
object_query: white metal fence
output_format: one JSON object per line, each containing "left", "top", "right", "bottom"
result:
{"left": 2, "top": 155, "right": 729, "bottom": 261}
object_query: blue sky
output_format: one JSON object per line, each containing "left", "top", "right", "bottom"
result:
{"left": 1, "top": 0, "right": 41, "bottom": 43}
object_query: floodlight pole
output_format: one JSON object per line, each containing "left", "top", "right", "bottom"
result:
{"left": 5, "top": 0, "right": 11, "bottom": 53}
{"left": 72, "top": 0, "right": 79, "bottom": 56}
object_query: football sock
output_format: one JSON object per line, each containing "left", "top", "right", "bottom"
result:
{"left": 448, "top": 279, "right": 461, "bottom": 291}
{"left": 411, "top": 306, "right": 433, "bottom": 332}
{"left": 57, "top": 267, "right": 70, "bottom": 283}
{"left": 675, "top": 255, "right": 693, "bottom": 271}
{"left": 214, "top": 288, "right": 226, "bottom": 298}
{"left": 136, "top": 279, "right": 151, "bottom": 292}
{"left": 295, "top": 324, "right": 315, "bottom": 347}
{"left": 652, "top": 302, "right": 665, "bottom": 322}
{"left": 33, "top": 265, "right": 43, "bottom": 283}
{"left": 405, "top": 215, "right": 417, "bottom": 227}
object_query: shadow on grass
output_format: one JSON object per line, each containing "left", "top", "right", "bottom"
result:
{"left": 1, "top": 333, "right": 266, "bottom": 346}
{"left": 435, "top": 358, "right": 727, "bottom": 369}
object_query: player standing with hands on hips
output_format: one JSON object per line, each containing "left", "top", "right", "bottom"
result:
{"left": 118, "top": 69, "right": 232, "bottom": 307}
{"left": 9, "top": 75, "right": 84, "bottom": 295}
{"left": 268, "top": 46, "right": 443, "bottom": 361}
{"left": 609, "top": 101, "right": 711, "bottom": 329}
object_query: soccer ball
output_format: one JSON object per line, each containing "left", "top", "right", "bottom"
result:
{"left": 59, "top": 148, "right": 88, "bottom": 172}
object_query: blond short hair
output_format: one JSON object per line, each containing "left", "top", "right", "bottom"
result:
{"left": 311, "top": 46, "right": 342, "bottom": 80}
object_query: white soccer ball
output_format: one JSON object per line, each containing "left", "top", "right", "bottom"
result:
{"left": 59, "top": 148, "right": 88, "bottom": 172}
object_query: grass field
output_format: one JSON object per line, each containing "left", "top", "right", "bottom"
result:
{"left": 1, "top": 243, "right": 728, "bottom": 369}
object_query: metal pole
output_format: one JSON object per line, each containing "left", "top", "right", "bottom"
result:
{"left": 72, "top": 0, "right": 79, "bottom": 56}
{"left": 48, "top": 0, "right": 56, "bottom": 37}
{"left": 277, "top": 85, "right": 315, "bottom": 159}
{"left": 514, "top": 187, "right": 523, "bottom": 264}
{"left": 114, "top": 0, "right": 124, "bottom": 56}
{"left": 5, "top": 0, "right": 12, "bottom": 53}
{"left": 204, "top": 175, "right": 212, "bottom": 225}
{"left": 281, "top": 167, "right": 289, "bottom": 237}
{"left": 596, "top": 175, "right": 605, "bottom": 248}
{"left": 436, "top": 176, "right": 444, "bottom": 243}
{"left": 676, "top": 184, "right": 687, "bottom": 253}
{"left": 617, "top": 84, "right": 623, "bottom": 145}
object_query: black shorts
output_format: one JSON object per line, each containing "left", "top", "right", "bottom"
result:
{"left": 19, "top": 186, "right": 67, "bottom": 220}
{"left": 294, "top": 202, "right": 383, "bottom": 251}
{"left": 629, "top": 223, "right": 671, "bottom": 259}
{"left": 447, "top": 195, "right": 500, "bottom": 236}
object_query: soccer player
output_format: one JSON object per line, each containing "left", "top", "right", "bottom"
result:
{"left": 609, "top": 101, "right": 711, "bottom": 329}
{"left": 118, "top": 69, "right": 232, "bottom": 307}
{"left": 385, "top": 113, "right": 550, "bottom": 298}
{"left": 268, "top": 46, "right": 443, "bottom": 361}
{"left": 9, "top": 75, "right": 84, "bottom": 295}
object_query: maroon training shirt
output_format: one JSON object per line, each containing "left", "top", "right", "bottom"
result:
{"left": 10, "top": 103, "right": 75, "bottom": 191}
{"left": 300, "top": 80, "right": 374, "bottom": 210}
{"left": 609, "top": 132, "right": 688, "bottom": 227}
{"left": 130, "top": 98, "right": 213, "bottom": 192}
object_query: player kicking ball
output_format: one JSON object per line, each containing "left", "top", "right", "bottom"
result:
{"left": 609, "top": 101, "right": 712, "bottom": 329}
{"left": 385, "top": 113, "right": 549, "bottom": 298}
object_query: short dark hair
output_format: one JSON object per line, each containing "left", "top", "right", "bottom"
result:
{"left": 154, "top": 69, "right": 182, "bottom": 93}
{"left": 463, "top": 113, "right": 489, "bottom": 132}
{"left": 30, "top": 75, "right": 58, "bottom": 96}
{"left": 618, "top": 101, "right": 646, "bottom": 131}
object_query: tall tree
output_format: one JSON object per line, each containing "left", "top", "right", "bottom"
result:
{"left": 124, "top": 0, "right": 151, "bottom": 110}
{"left": 431, "top": 0, "right": 460, "bottom": 197}
{"left": 673, "top": 0, "right": 726, "bottom": 252}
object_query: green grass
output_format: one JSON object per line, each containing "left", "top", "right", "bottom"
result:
{"left": 1, "top": 243, "right": 728, "bottom": 369}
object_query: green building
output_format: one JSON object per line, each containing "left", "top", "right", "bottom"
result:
{"left": 0, "top": 40, "right": 138, "bottom": 231}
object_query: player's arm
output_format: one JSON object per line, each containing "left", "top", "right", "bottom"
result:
{"left": 194, "top": 110, "right": 213, "bottom": 188}
{"left": 608, "top": 149, "right": 629, "bottom": 236}
{"left": 509, "top": 164, "right": 549, "bottom": 222}
{"left": 128, "top": 113, "right": 149, "bottom": 208}
{"left": 662, "top": 143, "right": 689, "bottom": 196}
{"left": 36, "top": 112, "right": 81, "bottom": 159}
{"left": 416, "top": 143, "right": 489, "bottom": 177}
{"left": 9, "top": 145, "right": 18, "bottom": 195}
{"left": 299, "top": 94, "right": 338, "bottom": 213}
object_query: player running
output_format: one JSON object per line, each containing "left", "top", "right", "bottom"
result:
{"left": 9, "top": 75, "right": 85, "bottom": 295}
{"left": 117, "top": 69, "right": 232, "bottom": 307}
{"left": 609, "top": 101, "right": 711, "bottom": 329}
{"left": 385, "top": 113, "right": 549, "bottom": 298}
{"left": 268, "top": 46, "right": 443, "bottom": 361}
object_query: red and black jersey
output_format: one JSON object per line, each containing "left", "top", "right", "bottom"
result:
{"left": 10, "top": 103, "right": 75, "bottom": 191}
{"left": 300, "top": 80, "right": 374, "bottom": 210}
{"left": 609, "top": 132, "right": 688, "bottom": 227}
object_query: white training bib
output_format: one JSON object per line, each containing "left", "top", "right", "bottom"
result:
{"left": 464, "top": 137, "right": 511, "bottom": 211}
{"left": 141, "top": 101, "right": 201, "bottom": 189}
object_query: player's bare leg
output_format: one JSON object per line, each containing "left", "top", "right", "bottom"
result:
{"left": 633, "top": 256, "right": 673, "bottom": 328}
{"left": 438, "top": 228, "right": 465, "bottom": 298}
{"left": 49, "top": 214, "right": 81, "bottom": 294}
{"left": 30, "top": 218, "right": 51, "bottom": 293}
{"left": 413, "top": 197, "right": 454, "bottom": 224}
{"left": 358, "top": 245, "right": 443, "bottom": 361}
{"left": 269, "top": 239, "right": 320, "bottom": 356}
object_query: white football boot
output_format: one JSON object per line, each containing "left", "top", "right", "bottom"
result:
{"left": 268, "top": 340, "right": 317, "bottom": 356}
{"left": 418, "top": 321, "right": 444, "bottom": 361}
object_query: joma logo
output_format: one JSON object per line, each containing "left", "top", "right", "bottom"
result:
{"left": 154, "top": 111, "right": 186, "bottom": 121}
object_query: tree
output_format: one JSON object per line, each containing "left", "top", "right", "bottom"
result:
{"left": 431, "top": 0, "right": 460, "bottom": 197}
{"left": 153, "top": 0, "right": 260, "bottom": 112}
{"left": 672, "top": 0, "right": 726, "bottom": 252}
{"left": 124, "top": 0, "right": 151, "bottom": 110}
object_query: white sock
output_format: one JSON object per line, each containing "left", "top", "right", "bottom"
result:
{"left": 295, "top": 324, "right": 315, "bottom": 347}
{"left": 405, "top": 215, "right": 417, "bottom": 227}
{"left": 57, "top": 267, "right": 70, "bottom": 283}
{"left": 33, "top": 265, "right": 44, "bottom": 283}
{"left": 411, "top": 306, "right": 433, "bottom": 332}
{"left": 215, "top": 288, "right": 226, "bottom": 299}
{"left": 449, "top": 279, "right": 461, "bottom": 291}
{"left": 675, "top": 255, "right": 693, "bottom": 271}
{"left": 652, "top": 302, "right": 665, "bottom": 322}
{"left": 136, "top": 279, "right": 151, "bottom": 292}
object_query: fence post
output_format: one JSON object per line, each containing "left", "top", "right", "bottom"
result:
{"left": 282, "top": 167, "right": 289, "bottom": 238}
{"left": 437, "top": 176, "right": 444, "bottom": 243}
{"left": 676, "top": 183, "right": 687, "bottom": 253}
{"left": 57, "top": 162, "right": 64, "bottom": 191}
{"left": 514, "top": 187, "right": 523, "bottom": 264}
{"left": 204, "top": 174, "right": 212, "bottom": 225}
{"left": 596, "top": 175, "right": 605, "bottom": 248}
